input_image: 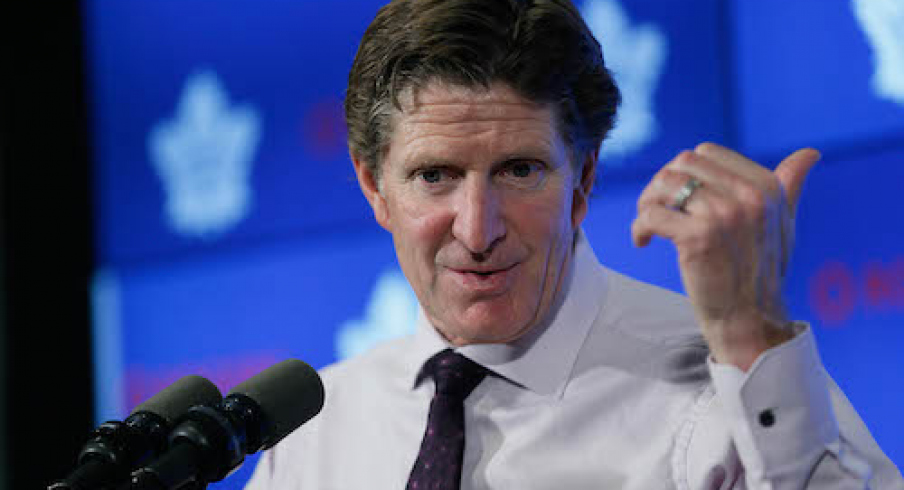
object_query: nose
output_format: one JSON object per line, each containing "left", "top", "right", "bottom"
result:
{"left": 452, "top": 177, "right": 506, "bottom": 255}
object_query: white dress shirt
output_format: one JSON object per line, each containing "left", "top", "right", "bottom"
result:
{"left": 245, "top": 233, "right": 903, "bottom": 489}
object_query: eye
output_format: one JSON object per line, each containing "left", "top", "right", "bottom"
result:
{"left": 420, "top": 168, "right": 443, "bottom": 184}
{"left": 498, "top": 160, "right": 546, "bottom": 188}
{"left": 412, "top": 166, "right": 459, "bottom": 191}
{"left": 511, "top": 162, "right": 532, "bottom": 178}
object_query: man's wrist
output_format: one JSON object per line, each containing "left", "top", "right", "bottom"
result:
{"left": 704, "top": 315, "right": 796, "bottom": 372}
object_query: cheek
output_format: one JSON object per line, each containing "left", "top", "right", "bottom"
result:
{"left": 414, "top": 211, "right": 453, "bottom": 245}
{"left": 512, "top": 188, "right": 574, "bottom": 239}
{"left": 393, "top": 198, "right": 454, "bottom": 256}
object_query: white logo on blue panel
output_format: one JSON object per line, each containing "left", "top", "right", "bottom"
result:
{"left": 336, "top": 270, "right": 420, "bottom": 360}
{"left": 853, "top": 0, "right": 904, "bottom": 105}
{"left": 149, "top": 70, "right": 262, "bottom": 237}
{"left": 582, "top": 0, "right": 667, "bottom": 161}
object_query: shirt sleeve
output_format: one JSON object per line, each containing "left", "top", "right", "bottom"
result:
{"left": 706, "top": 323, "right": 904, "bottom": 489}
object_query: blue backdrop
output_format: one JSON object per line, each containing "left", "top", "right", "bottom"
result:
{"left": 84, "top": 0, "right": 904, "bottom": 487}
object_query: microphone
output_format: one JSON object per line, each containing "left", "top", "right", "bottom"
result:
{"left": 49, "top": 375, "right": 223, "bottom": 490}
{"left": 129, "top": 359, "right": 325, "bottom": 490}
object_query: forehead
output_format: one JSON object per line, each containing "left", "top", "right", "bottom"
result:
{"left": 399, "top": 81, "right": 551, "bottom": 123}
{"left": 386, "top": 82, "right": 563, "bottom": 163}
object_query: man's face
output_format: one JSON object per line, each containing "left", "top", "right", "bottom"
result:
{"left": 354, "top": 82, "right": 595, "bottom": 346}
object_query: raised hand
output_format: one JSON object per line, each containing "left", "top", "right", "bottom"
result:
{"left": 631, "top": 142, "right": 821, "bottom": 371}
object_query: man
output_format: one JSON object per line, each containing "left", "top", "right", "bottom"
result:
{"left": 247, "top": 0, "right": 903, "bottom": 488}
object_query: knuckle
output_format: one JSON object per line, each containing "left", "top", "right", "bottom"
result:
{"left": 643, "top": 205, "right": 662, "bottom": 223}
{"left": 633, "top": 205, "right": 648, "bottom": 221}
{"left": 637, "top": 187, "right": 657, "bottom": 211}
{"left": 698, "top": 219, "right": 720, "bottom": 241}
{"left": 725, "top": 205, "right": 746, "bottom": 228}
{"left": 684, "top": 228, "right": 712, "bottom": 256}
{"left": 694, "top": 141, "right": 718, "bottom": 155}
{"left": 657, "top": 167, "right": 678, "bottom": 187}
{"left": 714, "top": 201, "right": 741, "bottom": 225}
{"left": 673, "top": 150, "right": 696, "bottom": 169}
{"left": 635, "top": 197, "right": 648, "bottom": 214}
{"left": 748, "top": 190, "right": 766, "bottom": 210}
{"left": 650, "top": 170, "right": 676, "bottom": 197}
{"left": 738, "top": 184, "right": 765, "bottom": 209}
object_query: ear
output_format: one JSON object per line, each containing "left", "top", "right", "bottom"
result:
{"left": 571, "top": 149, "right": 598, "bottom": 228}
{"left": 352, "top": 154, "right": 392, "bottom": 231}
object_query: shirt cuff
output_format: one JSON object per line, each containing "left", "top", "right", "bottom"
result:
{"left": 707, "top": 323, "right": 840, "bottom": 480}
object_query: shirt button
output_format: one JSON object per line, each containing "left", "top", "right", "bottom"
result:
{"left": 759, "top": 409, "right": 776, "bottom": 428}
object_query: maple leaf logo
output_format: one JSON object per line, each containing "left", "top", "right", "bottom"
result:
{"left": 853, "top": 0, "right": 904, "bottom": 105}
{"left": 336, "top": 270, "right": 419, "bottom": 360}
{"left": 149, "top": 70, "right": 262, "bottom": 237}
{"left": 582, "top": 0, "right": 667, "bottom": 162}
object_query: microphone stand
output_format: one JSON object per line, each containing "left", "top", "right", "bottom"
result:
{"left": 122, "top": 395, "right": 263, "bottom": 490}
{"left": 112, "top": 445, "right": 208, "bottom": 490}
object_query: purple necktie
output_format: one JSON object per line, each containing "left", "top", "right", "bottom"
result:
{"left": 407, "top": 350, "right": 487, "bottom": 490}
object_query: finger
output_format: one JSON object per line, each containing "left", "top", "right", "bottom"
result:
{"left": 693, "top": 142, "right": 771, "bottom": 183}
{"left": 631, "top": 204, "right": 696, "bottom": 247}
{"left": 637, "top": 166, "right": 725, "bottom": 216}
{"left": 668, "top": 149, "right": 759, "bottom": 197}
{"left": 774, "top": 147, "right": 821, "bottom": 209}
{"left": 637, "top": 166, "right": 682, "bottom": 211}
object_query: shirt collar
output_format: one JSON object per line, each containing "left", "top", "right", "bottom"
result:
{"left": 404, "top": 230, "right": 608, "bottom": 398}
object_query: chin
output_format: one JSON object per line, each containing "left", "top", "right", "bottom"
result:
{"left": 446, "top": 310, "right": 533, "bottom": 346}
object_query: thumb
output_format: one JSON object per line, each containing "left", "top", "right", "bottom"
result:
{"left": 774, "top": 147, "right": 820, "bottom": 208}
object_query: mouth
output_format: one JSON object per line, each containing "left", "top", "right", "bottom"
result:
{"left": 446, "top": 263, "right": 518, "bottom": 293}
{"left": 449, "top": 262, "right": 516, "bottom": 275}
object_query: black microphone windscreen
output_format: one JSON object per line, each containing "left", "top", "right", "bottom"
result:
{"left": 228, "top": 359, "right": 324, "bottom": 447}
{"left": 133, "top": 375, "right": 222, "bottom": 422}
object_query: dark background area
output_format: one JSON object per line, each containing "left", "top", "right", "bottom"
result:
{"left": 0, "top": 2, "right": 95, "bottom": 488}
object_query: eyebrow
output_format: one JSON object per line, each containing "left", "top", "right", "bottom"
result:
{"left": 404, "top": 147, "right": 555, "bottom": 170}
{"left": 404, "top": 156, "right": 460, "bottom": 168}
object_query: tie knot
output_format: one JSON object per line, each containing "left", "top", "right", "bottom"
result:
{"left": 426, "top": 350, "right": 487, "bottom": 399}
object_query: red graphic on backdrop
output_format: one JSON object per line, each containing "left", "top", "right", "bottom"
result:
{"left": 864, "top": 258, "right": 904, "bottom": 309}
{"left": 809, "top": 261, "right": 857, "bottom": 326}
{"left": 302, "top": 97, "right": 348, "bottom": 160}
{"left": 809, "top": 257, "right": 904, "bottom": 326}
{"left": 125, "top": 352, "right": 283, "bottom": 413}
